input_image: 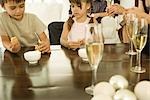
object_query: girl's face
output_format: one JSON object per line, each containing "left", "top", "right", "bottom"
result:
{"left": 3, "top": 0, "right": 25, "bottom": 20}
{"left": 71, "top": 2, "right": 90, "bottom": 19}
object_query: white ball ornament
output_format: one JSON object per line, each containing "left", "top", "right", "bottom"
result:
{"left": 134, "top": 81, "right": 150, "bottom": 100}
{"left": 109, "top": 75, "right": 128, "bottom": 90}
{"left": 93, "top": 82, "right": 115, "bottom": 97}
{"left": 91, "top": 94, "right": 112, "bottom": 100}
{"left": 114, "top": 89, "right": 137, "bottom": 100}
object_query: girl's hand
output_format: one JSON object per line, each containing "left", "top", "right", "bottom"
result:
{"left": 78, "top": 39, "right": 85, "bottom": 45}
{"left": 68, "top": 41, "right": 83, "bottom": 50}
{"left": 10, "top": 37, "right": 21, "bottom": 53}
{"left": 35, "top": 40, "right": 51, "bottom": 54}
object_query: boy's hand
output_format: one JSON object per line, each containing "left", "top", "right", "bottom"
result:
{"left": 35, "top": 40, "right": 51, "bottom": 54}
{"left": 10, "top": 37, "right": 21, "bottom": 53}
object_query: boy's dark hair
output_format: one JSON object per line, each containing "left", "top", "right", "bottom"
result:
{"left": 0, "top": 0, "right": 25, "bottom": 6}
{"left": 67, "top": 0, "right": 91, "bottom": 31}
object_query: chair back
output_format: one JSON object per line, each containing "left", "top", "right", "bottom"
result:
{"left": 48, "top": 22, "right": 64, "bottom": 45}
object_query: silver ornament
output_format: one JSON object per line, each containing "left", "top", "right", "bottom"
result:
{"left": 93, "top": 82, "right": 115, "bottom": 97}
{"left": 114, "top": 89, "right": 137, "bottom": 100}
{"left": 134, "top": 81, "right": 150, "bottom": 100}
{"left": 91, "top": 94, "right": 112, "bottom": 100}
{"left": 109, "top": 75, "right": 128, "bottom": 90}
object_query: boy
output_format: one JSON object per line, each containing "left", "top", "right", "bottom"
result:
{"left": 0, "top": 0, "right": 50, "bottom": 53}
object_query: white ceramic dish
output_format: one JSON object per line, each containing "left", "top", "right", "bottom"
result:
{"left": 78, "top": 48, "right": 88, "bottom": 61}
{"left": 24, "top": 50, "right": 41, "bottom": 64}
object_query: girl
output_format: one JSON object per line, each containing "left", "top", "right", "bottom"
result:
{"left": 0, "top": 0, "right": 50, "bottom": 53}
{"left": 60, "top": 0, "right": 92, "bottom": 50}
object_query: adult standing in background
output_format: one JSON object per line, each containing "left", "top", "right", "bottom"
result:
{"left": 106, "top": 0, "right": 137, "bottom": 43}
{"left": 107, "top": 0, "right": 150, "bottom": 55}
{"left": 128, "top": 0, "right": 150, "bottom": 56}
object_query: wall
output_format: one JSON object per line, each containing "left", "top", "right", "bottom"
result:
{"left": 120, "top": 0, "right": 135, "bottom": 8}
{"left": 0, "top": 0, "right": 70, "bottom": 26}
{"left": 25, "top": 0, "right": 70, "bottom": 26}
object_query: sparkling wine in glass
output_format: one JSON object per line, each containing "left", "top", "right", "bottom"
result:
{"left": 125, "top": 13, "right": 137, "bottom": 55}
{"left": 131, "top": 18, "right": 148, "bottom": 73}
{"left": 85, "top": 19, "right": 104, "bottom": 95}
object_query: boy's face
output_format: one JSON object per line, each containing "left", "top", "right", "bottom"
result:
{"left": 4, "top": 0, "right": 25, "bottom": 20}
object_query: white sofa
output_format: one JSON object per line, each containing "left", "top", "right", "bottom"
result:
{"left": 25, "top": 0, "right": 70, "bottom": 26}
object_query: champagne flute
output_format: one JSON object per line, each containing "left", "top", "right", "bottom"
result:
{"left": 131, "top": 18, "right": 148, "bottom": 73}
{"left": 85, "top": 20, "right": 104, "bottom": 95}
{"left": 125, "top": 13, "right": 137, "bottom": 55}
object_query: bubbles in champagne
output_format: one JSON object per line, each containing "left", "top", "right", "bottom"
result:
{"left": 132, "top": 34, "right": 147, "bottom": 51}
{"left": 86, "top": 42, "right": 104, "bottom": 69}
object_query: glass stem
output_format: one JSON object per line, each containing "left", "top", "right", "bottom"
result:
{"left": 91, "top": 66, "right": 97, "bottom": 88}
{"left": 130, "top": 41, "right": 134, "bottom": 51}
{"left": 136, "top": 51, "right": 141, "bottom": 70}
{"left": 130, "top": 55, "right": 133, "bottom": 68}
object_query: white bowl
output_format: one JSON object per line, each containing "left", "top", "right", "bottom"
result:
{"left": 24, "top": 50, "right": 41, "bottom": 64}
{"left": 78, "top": 48, "right": 88, "bottom": 61}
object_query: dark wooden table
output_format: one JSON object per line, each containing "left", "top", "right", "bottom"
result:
{"left": 0, "top": 44, "right": 149, "bottom": 100}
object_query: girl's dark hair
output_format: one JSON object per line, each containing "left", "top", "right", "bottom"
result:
{"left": 69, "top": 0, "right": 91, "bottom": 9}
{"left": 0, "top": 0, "right": 25, "bottom": 6}
{"left": 67, "top": 0, "right": 91, "bottom": 31}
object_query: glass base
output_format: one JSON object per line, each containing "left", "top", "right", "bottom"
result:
{"left": 85, "top": 86, "right": 94, "bottom": 95}
{"left": 130, "top": 66, "right": 146, "bottom": 73}
{"left": 29, "top": 60, "right": 38, "bottom": 64}
{"left": 125, "top": 51, "right": 137, "bottom": 55}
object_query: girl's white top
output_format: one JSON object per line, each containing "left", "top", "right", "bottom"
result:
{"left": 68, "top": 16, "right": 121, "bottom": 44}
{"left": 68, "top": 17, "right": 90, "bottom": 42}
